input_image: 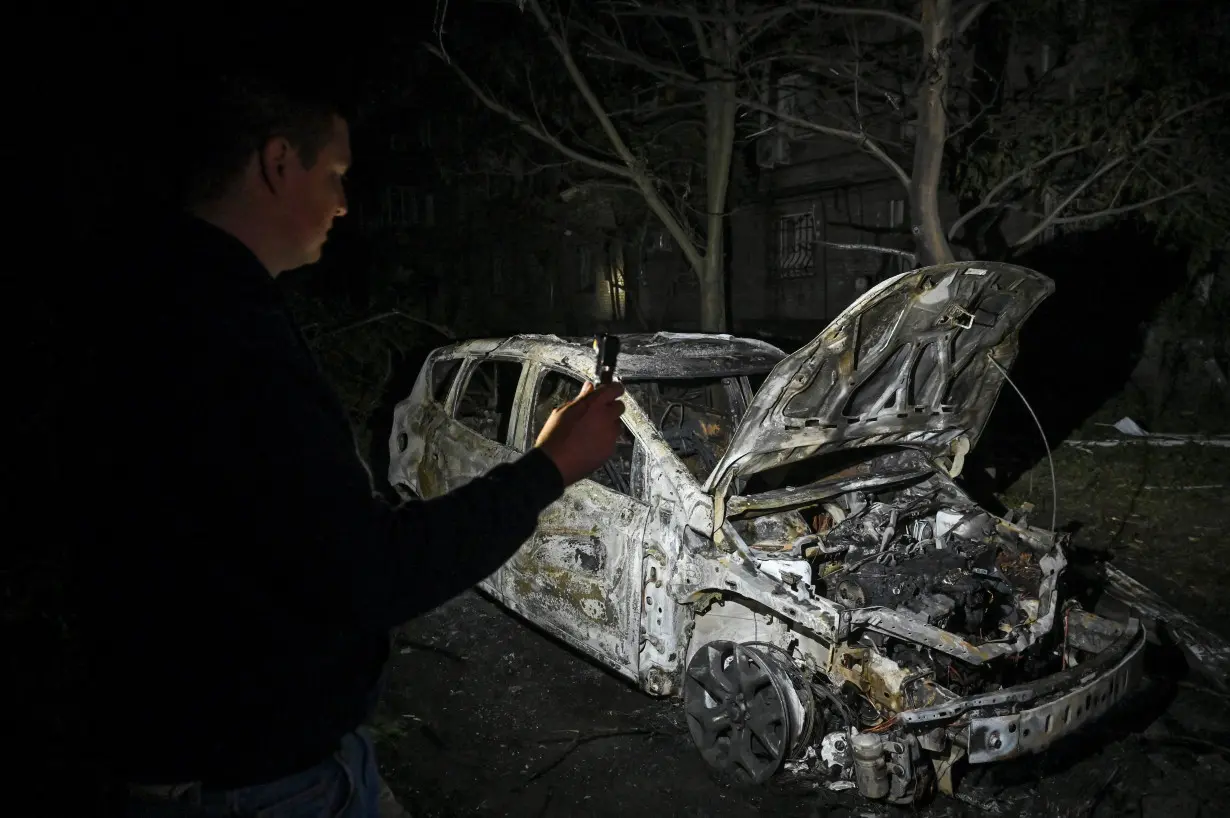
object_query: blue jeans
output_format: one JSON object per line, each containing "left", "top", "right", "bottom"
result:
{"left": 123, "top": 729, "right": 382, "bottom": 818}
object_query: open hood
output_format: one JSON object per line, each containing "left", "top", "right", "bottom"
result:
{"left": 704, "top": 261, "right": 1054, "bottom": 502}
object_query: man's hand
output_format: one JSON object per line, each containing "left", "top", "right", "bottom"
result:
{"left": 534, "top": 381, "right": 626, "bottom": 486}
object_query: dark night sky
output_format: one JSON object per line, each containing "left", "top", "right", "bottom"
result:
{"left": 35, "top": 9, "right": 440, "bottom": 228}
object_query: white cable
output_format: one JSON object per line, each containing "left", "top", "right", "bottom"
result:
{"left": 986, "top": 354, "right": 1057, "bottom": 534}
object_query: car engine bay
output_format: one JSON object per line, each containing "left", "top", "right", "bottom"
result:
{"left": 684, "top": 453, "right": 1113, "bottom": 803}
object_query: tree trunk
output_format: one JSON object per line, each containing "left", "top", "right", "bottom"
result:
{"left": 698, "top": 250, "right": 725, "bottom": 332}
{"left": 910, "top": 0, "right": 957, "bottom": 266}
{"left": 697, "top": 5, "right": 739, "bottom": 332}
{"left": 952, "top": 2, "right": 1012, "bottom": 259}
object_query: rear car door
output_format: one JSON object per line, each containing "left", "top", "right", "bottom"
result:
{"left": 432, "top": 354, "right": 529, "bottom": 599}
{"left": 392, "top": 354, "right": 465, "bottom": 499}
{"left": 499, "top": 364, "right": 651, "bottom": 683}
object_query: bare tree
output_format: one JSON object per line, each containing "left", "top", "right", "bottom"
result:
{"left": 744, "top": 0, "right": 1228, "bottom": 265}
{"left": 427, "top": 0, "right": 779, "bottom": 331}
{"left": 727, "top": 0, "right": 992, "bottom": 266}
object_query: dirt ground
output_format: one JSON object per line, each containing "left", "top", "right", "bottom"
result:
{"left": 369, "top": 423, "right": 1230, "bottom": 817}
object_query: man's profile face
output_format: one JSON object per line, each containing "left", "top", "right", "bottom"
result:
{"left": 277, "top": 115, "right": 351, "bottom": 269}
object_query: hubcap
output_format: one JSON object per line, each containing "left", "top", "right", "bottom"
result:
{"left": 683, "top": 641, "right": 798, "bottom": 784}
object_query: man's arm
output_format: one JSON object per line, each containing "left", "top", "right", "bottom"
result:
{"left": 359, "top": 449, "right": 563, "bottom": 624}
{"left": 197, "top": 302, "right": 566, "bottom": 632}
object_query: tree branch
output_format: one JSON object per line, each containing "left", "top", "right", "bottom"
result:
{"left": 523, "top": 0, "right": 706, "bottom": 273}
{"left": 955, "top": 1, "right": 995, "bottom": 36}
{"left": 1011, "top": 153, "right": 1126, "bottom": 247}
{"left": 737, "top": 95, "right": 912, "bottom": 188}
{"left": 1010, "top": 94, "right": 1228, "bottom": 248}
{"left": 819, "top": 240, "right": 916, "bottom": 264}
{"left": 1048, "top": 184, "right": 1199, "bottom": 226}
{"left": 423, "top": 43, "right": 631, "bottom": 179}
{"left": 559, "top": 180, "right": 642, "bottom": 201}
{"left": 947, "top": 138, "right": 1087, "bottom": 240}
{"left": 814, "top": 3, "right": 923, "bottom": 34}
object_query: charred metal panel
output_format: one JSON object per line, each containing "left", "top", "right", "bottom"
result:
{"left": 703, "top": 262, "right": 1054, "bottom": 496}
{"left": 419, "top": 332, "right": 786, "bottom": 384}
{"left": 502, "top": 478, "right": 650, "bottom": 679}
{"left": 638, "top": 494, "right": 691, "bottom": 697}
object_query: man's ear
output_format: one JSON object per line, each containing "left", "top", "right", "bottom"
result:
{"left": 256, "top": 136, "right": 294, "bottom": 195}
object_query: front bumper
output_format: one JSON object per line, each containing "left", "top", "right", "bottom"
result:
{"left": 897, "top": 617, "right": 1146, "bottom": 763}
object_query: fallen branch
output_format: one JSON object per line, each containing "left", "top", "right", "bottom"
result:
{"left": 520, "top": 727, "right": 666, "bottom": 786}
{"left": 1178, "top": 679, "right": 1230, "bottom": 703}
{"left": 1083, "top": 764, "right": 1121, "bottom": 818}
{"left": 396, "top": 638, "right": 467, "bottom": 663}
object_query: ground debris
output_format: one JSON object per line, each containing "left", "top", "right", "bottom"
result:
{"left": 952, "top": 790, "right": 1005, "bottom": 813}
{"left": 1140, "top": 791, "right": 1205, "bottom": 818}
{"left": 1081, "top": 765, "right": 1120, "bottom": 817}
{"left": 519, "top": 726, "right": 671, "bottom": 786}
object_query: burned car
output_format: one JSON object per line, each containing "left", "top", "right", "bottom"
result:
{"left": 388, "top": 261, "right": 1202, "bottom": 803}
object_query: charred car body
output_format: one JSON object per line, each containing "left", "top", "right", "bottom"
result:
{"left": 388, "top": 261, "right": 1196, "bottom": 803}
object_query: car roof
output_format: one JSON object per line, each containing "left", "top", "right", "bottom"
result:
{"left": 432, "top": 332, "right": 787, "bottom": 379}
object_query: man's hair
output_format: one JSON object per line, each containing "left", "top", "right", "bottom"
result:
{"left": 177, "top": 73, "right": 344, "bottom": 207}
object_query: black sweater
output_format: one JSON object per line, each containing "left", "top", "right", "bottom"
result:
{"left": 73, "top": 215, "right": 563, "bottom": 788}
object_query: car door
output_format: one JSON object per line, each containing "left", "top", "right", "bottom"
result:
{"left": 500, "top": 364, "right": 652, "bottom": 682}
{"left": 392, "top": 354, "right": 465, "bottom": 500}
{"left": 432, "top": 354, "right": 530, "bottom": 599}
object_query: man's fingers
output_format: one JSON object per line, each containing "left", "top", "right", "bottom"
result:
{"left": 590, "top": 382, "right": 625, "bottom": 403}
{"left": 577, "top": 381, "right": 594, "bottom": 398}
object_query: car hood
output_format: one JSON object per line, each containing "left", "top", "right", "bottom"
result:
{"left": 703, "top": 261, "right": 1054, "bottom": 500}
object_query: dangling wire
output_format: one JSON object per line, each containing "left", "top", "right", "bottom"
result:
{"left": 987, "top": 353, "right": 1057, "bottom": 534}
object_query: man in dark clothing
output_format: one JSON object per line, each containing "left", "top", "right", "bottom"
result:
{"left": 74, "top": 74, "right": 625, "bottom": 817}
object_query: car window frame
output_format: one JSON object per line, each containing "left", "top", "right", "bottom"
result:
{"left": 521, "top": 362, "right": 652, "bottom": 502}
{"left": 448, "top": 354, "right": 531, "bottom": 451}
{"left": 427, "top": 353, "right": 465, "bottom": 409}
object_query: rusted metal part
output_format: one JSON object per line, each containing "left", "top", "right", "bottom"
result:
{"left": 724, "top": 459, "right": 934, "bottom": 518}
{"left": 844, "top": 547, "right": 1065, "bottom": 666}
{"left": 899, "top": 619, "right": 1143, "bottom": 730}
{"left": 1065, "top": 609, "right": 1126, "bottom": 655}
{"left": 965, "top": 620, "right": 1145, "bottom": 763}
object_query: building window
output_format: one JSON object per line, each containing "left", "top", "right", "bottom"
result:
{"left": 647, "top": 227, "right": 671, "bottom": 253}
{"left": 773, "top": 211, "right": 816, "bottom": 278}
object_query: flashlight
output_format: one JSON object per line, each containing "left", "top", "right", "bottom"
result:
{"left": 593, "top": 333, "right": 620, "bottom": 385}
